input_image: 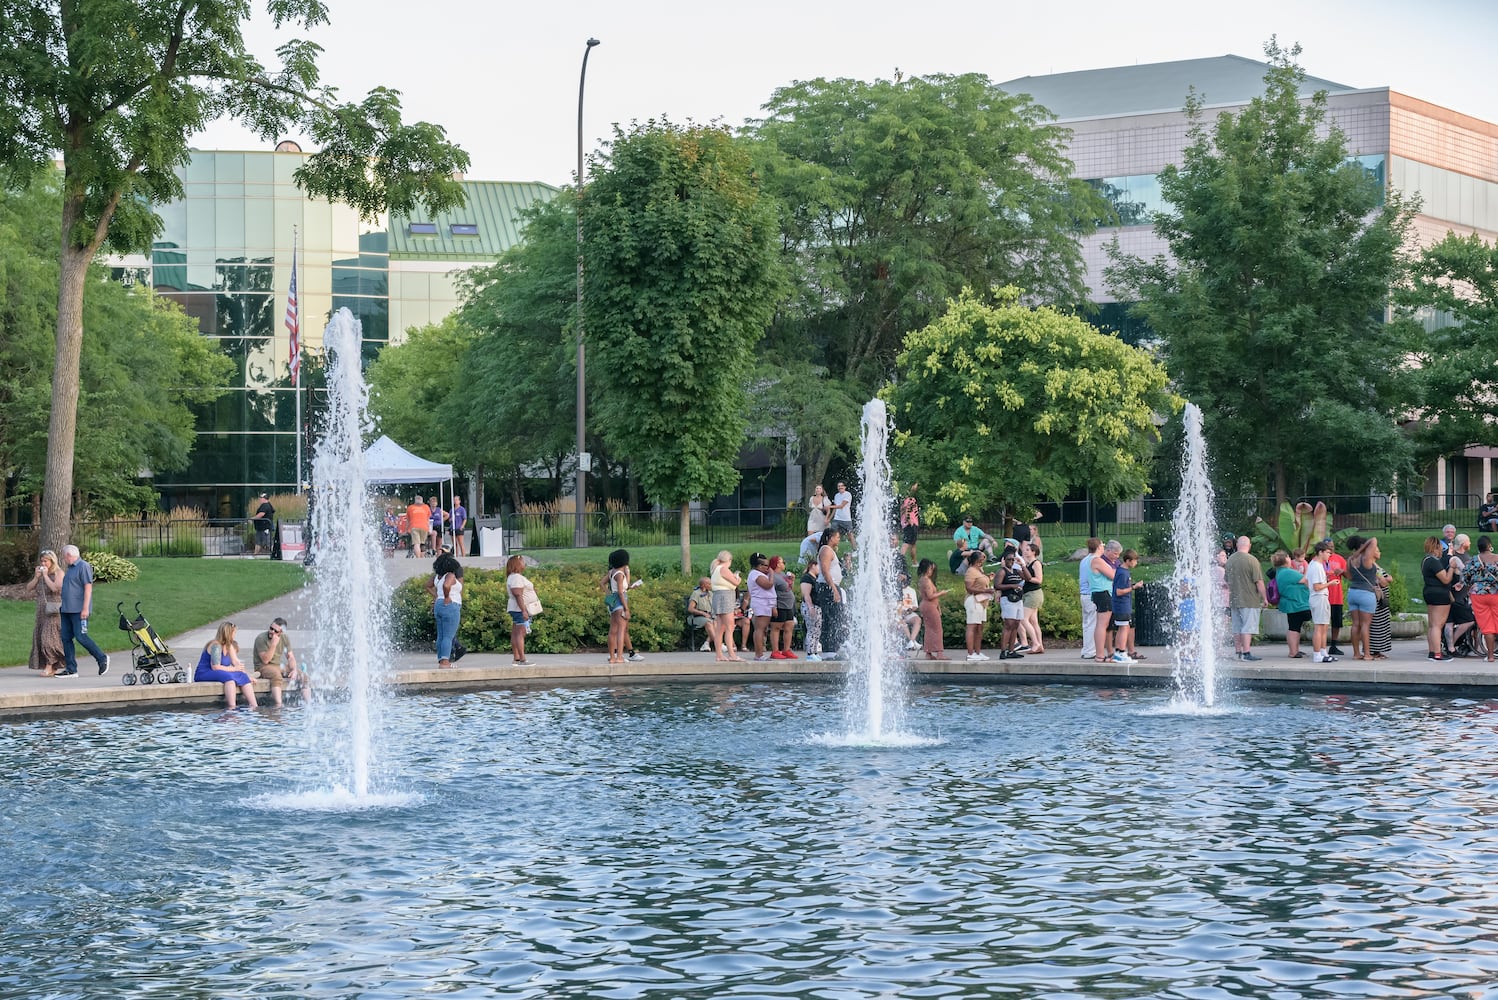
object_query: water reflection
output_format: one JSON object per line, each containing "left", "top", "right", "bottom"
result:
{"left": 3, "top": 685, "right": 1498, "bottom": 998}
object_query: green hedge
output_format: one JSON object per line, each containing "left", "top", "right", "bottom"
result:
{"left": 389, "top": 560, "right": 1086, "bottom": 655}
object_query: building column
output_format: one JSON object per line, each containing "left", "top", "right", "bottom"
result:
{"left": 1436, "top": 456, "right": 1448, "bottom": 510}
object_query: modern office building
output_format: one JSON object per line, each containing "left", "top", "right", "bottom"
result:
{"left": 999, "top": 55, "right": 1498, "bottom": 505}
{"left": 113, "top": 145, "right": 556, "bottom": 516}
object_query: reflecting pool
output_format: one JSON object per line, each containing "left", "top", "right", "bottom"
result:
{"left": 7, "top": 684, "right": 1498, "bottom": 998}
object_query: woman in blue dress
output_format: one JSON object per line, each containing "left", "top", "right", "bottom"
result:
{"left": 194, "top": 621, "right": 258, "bottom": 709}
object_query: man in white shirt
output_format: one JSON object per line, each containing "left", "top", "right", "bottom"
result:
{"left": 831, "top": 481, "right": 854, "bottom": 541}
{"left": 1079, "top": 538, "right": 1099, "bottom": 659}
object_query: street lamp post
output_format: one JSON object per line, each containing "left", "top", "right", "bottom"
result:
{"left": 574, "top": 36, "right": 600, "bottom": 549}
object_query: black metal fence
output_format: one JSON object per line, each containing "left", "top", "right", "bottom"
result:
{"left": 2, "top": 493, "right": 1485, "bottom": 556}
{"left": 500, "top": 494, "right": 1494, "bottom": 551}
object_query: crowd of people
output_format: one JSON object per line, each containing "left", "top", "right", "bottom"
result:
{"left": 383, "top": 494, "right": 468, "bottom": 559}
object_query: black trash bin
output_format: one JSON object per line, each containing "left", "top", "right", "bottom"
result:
{"left": 1132, "top": 581, "right": 1174, "bottom": 647}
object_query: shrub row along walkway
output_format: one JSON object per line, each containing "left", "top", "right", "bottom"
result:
{"left": 2, "top": 556, "right": 1495, "bottom": 717}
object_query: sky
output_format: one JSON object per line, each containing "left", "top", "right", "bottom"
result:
{"left": 193, "top": 0, "right": 1498, "bottom": 187}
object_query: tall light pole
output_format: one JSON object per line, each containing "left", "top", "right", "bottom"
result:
{"left": 574, "top": 36, "right": 600, "bottom": 548}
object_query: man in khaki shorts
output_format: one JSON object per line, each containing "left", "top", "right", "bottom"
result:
{"left": 252, "top": 617, "right": 309, "bottom": 707}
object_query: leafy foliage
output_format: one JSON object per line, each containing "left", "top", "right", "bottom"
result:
{"left": 0, "top": 176, "right": 232, "bottom": 516}
{"left": 1105, "top": 41, "right": 1418, "bottom": 501}
{"left": 886, "top": 287, "right": 1175, "bottom": 527}
{"left": 81, "top": 552, "right": 139, "bottom": 584}
{"left": 0, "top": 0, "right": 469, "bottom": 548}
{"left": 1399, "top": 231, "right": 1498, "bottom": 460}
{"left": 582, "top": 120, "right": 784, "bottom": 568}
{"left": 750, "top": 72, "right": 1108, "bottom": 388}
{"left": 367, "top": 315, "right": 476, "bottom": 469}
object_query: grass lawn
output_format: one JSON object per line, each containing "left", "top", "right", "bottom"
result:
{"left": 1, "top": 558, "right": 307, "bottom": 667}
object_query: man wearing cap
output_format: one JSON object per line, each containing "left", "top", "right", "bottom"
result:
{"left": 406, "top": 495, "right": 432, "bottom": 559}
{"left": 250, "top": 493, "right": 275, "bottom": 555}
{"left": 953, "top": 516, "right": 996, "bottom": 561}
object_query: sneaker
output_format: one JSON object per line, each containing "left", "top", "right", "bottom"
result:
{"left": 780, "top": 651, "right": 798, "bottom": 660}
{"left": 1240, "top": 652, "right": 1262, "bottom": 662}
{"left": 967, "top": 652, "right": 984, "bottom": 661}
{"left": 1110, "top": 652, "right": 1133, "bottom": 664}
{"left": 1328, "top": 645, "right": 1346, "bottom": 656}
{"left": 1322, "top": 655, "right": 1339, "bottom": 663}
{"left": 700, "top": 640, "right": 712, "bottom": 652}
{"left": 99, "top": 656, "right": 110, "bottom": 676}
{"left": 906, "top": 639, "right": 919, "bottom": 650}
{"left": 974, "top": 652, "right": 991, "bottom": 661}
{"left": 56, "top": 670, "right": 78, "bottom": 678}
{"left": 806, "top": 654, "right": 823, "bottom": 662}
{"left": 1428, "top": 651, "right": 1450, "bottom": 661}
{"left": 754, "top": 654, "right": 771, "bottom": 661}
{"left": 1001, "top": 650, "right": 1025, "bottom": 660}
{"left": 1014, "top": 643, "right": 1030, "bottom": 653}
{"left": 626, "top": 652, "right": 645, "bottom": 662}
{"left": 821, "top": 650, "right": 840, "bottom": 660}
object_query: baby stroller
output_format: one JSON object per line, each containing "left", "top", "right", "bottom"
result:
{"left": 117, "top": 602, "right": 185, "bottom": 685}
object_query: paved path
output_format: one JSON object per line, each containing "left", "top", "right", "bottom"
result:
{"left": 4, "top": 559, "right": 1495, "bottom": 717}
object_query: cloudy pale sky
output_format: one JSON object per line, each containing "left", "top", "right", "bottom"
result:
{"left": 194, "top": 0, "right": 1498, "bottom": 186}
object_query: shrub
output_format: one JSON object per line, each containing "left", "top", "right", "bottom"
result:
{"left": 83, "top": 551, "right": 139, "bottom": 583}
{"left": 0, "top": 534, "right": 41, "bottom": 585}
{"left": 1139, "top": 522, "right": 1173, "bottom": 559}
{"left": 1384, "top": 559, "right": 1410, "bottom": 614}
{"left": 389, "top": 567, "right": 697, "bottom": 655}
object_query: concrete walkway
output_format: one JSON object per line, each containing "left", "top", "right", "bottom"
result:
{"left": 5, "top": 558, "right": 1496, "bottom": 718}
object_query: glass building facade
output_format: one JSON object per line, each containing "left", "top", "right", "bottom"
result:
{"left": 119, "top": 149, "right": 555, "bottom": 516}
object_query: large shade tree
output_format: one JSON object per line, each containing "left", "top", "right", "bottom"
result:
{"left": 0, "top": 174, "right": 232, "bottom": 519}
{"left": 582, "top": 120, "right": 783, "bottom": 572}
{"left": 1106, "top": 42, "right": 1418, "bottom": 505}
{"left": 886, "top": 287, "right": 1175, "bottom": 527}
{"left": 749, "top": 73, "right": 1108, "bottom": 393}
{"left": 0, "top": 0, "right": 469, "bottom": 550}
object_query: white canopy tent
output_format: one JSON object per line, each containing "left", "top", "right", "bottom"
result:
{"left": 362, "top": 435, "right": 459, "bottom": 552}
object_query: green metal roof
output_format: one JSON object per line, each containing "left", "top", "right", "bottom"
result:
{"left": 999, "top": 55, "right": 1355, "bottom": 122}
{"left": 388, "top": 180, "right": 560, "bottom": 261}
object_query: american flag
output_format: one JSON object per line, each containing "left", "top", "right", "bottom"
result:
{"left": 286, "top": 239, "right": 300, "bottom": 386}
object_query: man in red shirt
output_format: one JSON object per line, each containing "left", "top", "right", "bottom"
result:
{"left": 1324, "top": 538, "right": 1347, "bottom": 657}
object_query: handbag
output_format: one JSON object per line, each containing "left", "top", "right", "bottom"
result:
{"left": 44, "top": 600, "right": 61, "bottom": 614}
{"left": 522, "top": 584, "right": 543, "bottom": 618}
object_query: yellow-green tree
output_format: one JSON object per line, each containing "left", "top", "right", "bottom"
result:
{"left": 886, "top": 287, "right": 1176, "bottom": 526}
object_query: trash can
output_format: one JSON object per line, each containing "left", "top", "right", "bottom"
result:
{"left": 476, "top": 517, "right": 505, "bottom": 559}
{"left": 1133, "top": 581, "right": 1173, "bottom": 646}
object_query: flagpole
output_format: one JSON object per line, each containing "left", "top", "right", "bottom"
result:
{"left": 289, "top": 227, "right": 302, "bottom": 494}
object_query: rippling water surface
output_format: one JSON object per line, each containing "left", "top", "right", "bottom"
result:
{"left": 7, "top": 683, "right": 1498, "bottom": 999}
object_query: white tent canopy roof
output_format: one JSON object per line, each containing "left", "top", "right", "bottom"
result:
{"left": 362, "top": 435, "right": 453, "bottom": 484}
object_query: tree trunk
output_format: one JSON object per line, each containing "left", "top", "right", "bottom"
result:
{"left": 471, "top": 462, "right": 484, "bottom": 519}
{"left": 1273, "top": 460, "right": 1289, "bottom": 519}
{"left": 680, "top": 501, "right": 692, "bottom": 576}
{"left": 41, "top": 242, "right": 93, "bottom": 553}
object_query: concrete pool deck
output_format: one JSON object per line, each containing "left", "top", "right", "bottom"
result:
{"left": 4, "top": 556, "right": 1496, "bottom": 717}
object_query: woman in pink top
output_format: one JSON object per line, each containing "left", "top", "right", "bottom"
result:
{"left": 747, "top": 553, "right": 777, "bottom": 661}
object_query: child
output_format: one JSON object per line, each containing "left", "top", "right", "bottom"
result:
{"left": 1111, "top": 549, "right": 1141, "bottom": 665}
{"left": 1307, "top": 541, "right": 1336, "bottom": 662}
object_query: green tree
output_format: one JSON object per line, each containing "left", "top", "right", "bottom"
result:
{"left": 1106, "top": 41, "right": 1418, "bottom": 505}
{"left": 1399, "top": 231, "right": 1498, "bottom": 463}
{"left": 886, "top": 287, "right": 1175, "bottom": 527}
{"left": 582, "top": 121, "right": 783, "bottom": 572}
{"left": 746, "top": 359, "right": 862, "bottom": 498}
{"left": 0, "top": 175, "right": 232, "bottom": 518}
{"left": 454, "top": 194, "right": 585, "bottom": 512}
{"left": 366, "top": 315, "right": 474, "bottom": 466}
{"left": 1, "top": 0, "right": 469, "bottom": 550}
{"left": 749, "top": 73, "right": 1108, "bottom": 389}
